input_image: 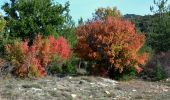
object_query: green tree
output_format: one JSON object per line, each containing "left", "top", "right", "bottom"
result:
{"left": 78, "top": 17, "right": 84, "bottom": 26}
{"left": 93, "top": 7, "right": 121, "bottom": 21}
{"left": 2, "top": 0, "right": 71, "bottom": 41}
{"left": 149, "top": 0, "right": 170, "bottom": 53}
{"left": 0, "top": 14, "right": 5, "bottom": 32}
{"left": 0, "top": 14, "right": 10, "bottom": 54}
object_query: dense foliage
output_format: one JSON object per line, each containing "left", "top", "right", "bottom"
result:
{"left": 124, "top": 0, "right": 170, "bottom": 53}
{"left": 0, "top": 14, "right": 5, "bottom": 32}
{"left": 2, "top": 0, "right": 71, "bottom": 40}
{"left": 1, "top": 0, "right": 170, "bottom": 80}
{"left": 5, "top": 35, "right": 71, "bottom": 78}
{"left": 93, "top": 7, "right": 121, "bottom": 21}
{"left": 74, "top": 16, "right": 148, "bottom": 78}
{"left": 123, "top": 0, "right": 170, "bottom": 80}
{"left": 149, "top": 0, "right": 170, "bottom": 53}
{"left": 0, "top": 14, "right": 9, "bottom": 54}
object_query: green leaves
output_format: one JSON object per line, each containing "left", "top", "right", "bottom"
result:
{"left": 2, "top": 0, "right": 71, "bottom": 40}
{"left": 149, "top": 0, "right": 170, "bottom": 53}
{"left": 0, "top": 15, "right": 6, "bottom": 32}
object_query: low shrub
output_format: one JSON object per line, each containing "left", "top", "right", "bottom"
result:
{"left": 142, "top": 52, "right": 169, "bottom": 81}
{"left": 62, "top": 54, "right": 77, "bottom": 74}
{"left": 47, "top": 53, "right": 77, "bottom": 75}
{"left": 154, "top": 61, "right": 167, "bottom": 81}
{"left": 110, "top": 67, "right": 137, "bottom": 81}
{"left": 5, "top": 35, "right": 71, "bottom": 78}
{"left": 0, "top": 58, "right": 14, "bottom": 77}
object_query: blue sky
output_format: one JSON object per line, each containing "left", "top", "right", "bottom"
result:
{"left": 0, "top": 0, "right": 169, "bottom": 22}
{"left": 59, "top": 0, "right": 154, "bottom": 21}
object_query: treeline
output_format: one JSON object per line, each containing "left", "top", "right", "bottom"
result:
{"left": 0, "top": 0, "right": 170, "bottom": 81}
{"left": 124, "top": 0, "right": 170, "bottom": 53}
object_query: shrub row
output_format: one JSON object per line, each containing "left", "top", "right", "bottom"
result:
{"left": 5, "top": 35, "right": 71, "bottom": 78}
{"left": 0, "top": 17, "right": 149, "bottom": 80}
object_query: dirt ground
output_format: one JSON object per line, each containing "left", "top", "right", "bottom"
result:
{"left": 0, "top": 76, "right": 170, "bottom": 100}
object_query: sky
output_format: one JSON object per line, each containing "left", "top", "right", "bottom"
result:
{"left": 0, "top": 0, "right": 169, "bottom": 22}
{"left": 58, "top": 0, "right": 154, "bottom": 21}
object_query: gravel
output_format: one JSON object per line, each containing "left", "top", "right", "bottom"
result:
{"left": 0, "top": 76, "right": 170, "bottom": 100}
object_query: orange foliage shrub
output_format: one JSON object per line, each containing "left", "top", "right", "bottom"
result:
{"left": 5, "top": 35, "right": 71, "bottom": 78}
{"left": 74, "top": 17, "right": 148, "bottom": 77}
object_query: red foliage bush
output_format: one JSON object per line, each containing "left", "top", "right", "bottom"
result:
{"left": 74, "top": 17, "right": 148, "bottom": 78}
{"left": 5, "top": 35, "right": 71, "bottom": 78}
{"left": 48, "top": 36, "right": 71, "bottom": 59}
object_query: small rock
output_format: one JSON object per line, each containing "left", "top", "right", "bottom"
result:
{"left": 32, "top": 88, "right": 42, "bottom": 91}
{"left": 90, "top": 95, "right": 93, "bottom": 98}
{"left": 132, "top": 89, "right": 136, "bottom": 92}
{"left": 71, "top": 94, "right": 77, "bottom": 98}
{"left": 79, "top": 81, "right": 83, "bottom": 84}
{"left": 166, "top": 78, "right": 169, "bottom": 82}
{"left": 18, "top": 87, "right": 21, "bottom": 90}
{"left": 101, "top": 78, "right": 118, "bottom": 85}
{"left": 97, "top": 82, "right": 108, "bottom": 87}
{"left": 53, "top": 88, "right": 57, "bottom": 90}
{"left": 90, "top": 83, "right": 95, "bottom": 85}
{"left": 69, "top": 77, "right": 72, "bottom": 79}
{"left": 105, "top": 91, "right": 110, "bottom": 94}
{"left": 163, "top": 89, "right": 168, "bottom": 92}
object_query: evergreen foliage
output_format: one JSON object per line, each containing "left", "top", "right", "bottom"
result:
{"left": 2, "top": 0, "right": 72, "bottom": 40}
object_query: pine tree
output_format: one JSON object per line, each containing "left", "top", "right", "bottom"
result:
{"left": 149, "top": 0, "right": 170, "bottom": 53}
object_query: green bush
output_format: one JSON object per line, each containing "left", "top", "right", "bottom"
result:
{"left": 2, "top": 0, "right": 71, "bottom": 40}
{"left": 62, "top": 61, "right": 77, "bottom": 74}
{"left": 153, "top": 61, "right": 167, "bottom": 81}
{"left": 0, "top": 16, "right": 5, "bottom": 32}
{"left": 47, "top": 62, "right": 63, "bottom": 74}
{"left": 0, "top": 33, "right": 21, "bottom": 55}
{"left": 109, "top": 67, "right": 137, "bottom": 81}
{"left": 47, "top": 54, "right": 77, "bottom": 75}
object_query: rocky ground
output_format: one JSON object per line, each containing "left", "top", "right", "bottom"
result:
{"left": 0, "top": 76, "right": 170, "bottom": 100}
